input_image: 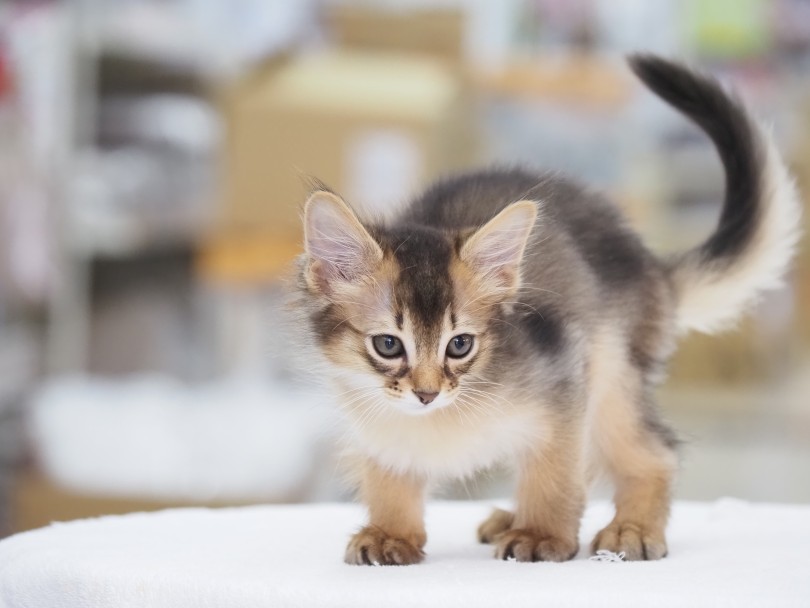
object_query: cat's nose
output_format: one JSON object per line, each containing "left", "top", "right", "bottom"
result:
{"left": 413, "top": 390, "right": 439, "bottom": 405}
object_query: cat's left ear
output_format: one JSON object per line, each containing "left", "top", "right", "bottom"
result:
{"left": 303, "top": 190, "right": 383, "bottom": 295}
{"left": 460, "top": 200, "right": 538, "bottom": 292}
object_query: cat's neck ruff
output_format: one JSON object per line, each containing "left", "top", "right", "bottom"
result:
{"left": 337, "top": 384, "right": 552, "bottom": 480}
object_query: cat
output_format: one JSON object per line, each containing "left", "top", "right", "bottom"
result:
{"left": 289, "top": 55, "right": 801, "bottom": 564}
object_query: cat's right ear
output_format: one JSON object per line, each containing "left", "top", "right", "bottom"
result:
{"left": 460, "top": 200, "right": 537, "bottom": 294}
{"left": 303, "top": 190, "right": 383, "bottom": 295}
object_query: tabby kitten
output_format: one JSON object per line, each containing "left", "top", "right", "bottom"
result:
{"left": 291, "top": 55, "right": 800, "bottom": 564}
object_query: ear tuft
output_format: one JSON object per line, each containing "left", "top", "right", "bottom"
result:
{"left": 460, "top": 200, "right": 538, "bottom": 292}
{"left": 303, "top": 191, "right": 382, "bottom": 293}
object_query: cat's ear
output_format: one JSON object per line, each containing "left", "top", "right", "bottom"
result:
{"left": 460, "top": 200, "right": 537, "bottom": 292}
{"left": 303, "top": 190, "right": 383, "bottom": 294}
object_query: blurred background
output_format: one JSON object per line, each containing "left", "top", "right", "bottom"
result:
{"left": 0, "top": 0, "right": 809, "bottom": 537}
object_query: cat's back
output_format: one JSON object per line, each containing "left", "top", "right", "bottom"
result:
{"left": 399, "top": 168, "right": 551, "bottom": 228}
{"left": 399, "top": 167, "right": 658, "bottom": 290}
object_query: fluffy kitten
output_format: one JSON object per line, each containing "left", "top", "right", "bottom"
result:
{"left": 290, "top": 55, "right": 801, "bottom": 564}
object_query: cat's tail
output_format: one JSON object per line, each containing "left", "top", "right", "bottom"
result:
{"left": 629, "top": 54, "right": 802, "bottom": 335}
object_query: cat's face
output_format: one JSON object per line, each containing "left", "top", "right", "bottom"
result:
{"left": 302, "top": 191, "right": 536, "bottom": 416}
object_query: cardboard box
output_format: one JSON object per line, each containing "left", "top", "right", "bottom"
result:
{"left": 326, "top": 4, "right": 465, "bottom": 63}
{"left": 217, "top": 51, "right": 475, "bottom": 251}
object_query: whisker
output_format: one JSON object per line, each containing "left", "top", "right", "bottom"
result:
{"left": 519, "top": 284, "right": 562, "bottom": 297}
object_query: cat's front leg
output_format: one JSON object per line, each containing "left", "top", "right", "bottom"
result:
{"left": 345, "top": 458, "right": 427, "bottom": 566}
{"left": 494, "top": 429, "right": 585, "bottom": 562}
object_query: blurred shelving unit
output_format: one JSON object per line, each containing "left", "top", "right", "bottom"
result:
{"left": 46, "top": 2, "right": 226, "bottom": 377}
{"left": 45, "top": 0, "right": 323, "bottom": 378}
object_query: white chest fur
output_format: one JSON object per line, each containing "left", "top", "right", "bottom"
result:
{"left": 341, "top": 398, "right": 550, "bottom": 480}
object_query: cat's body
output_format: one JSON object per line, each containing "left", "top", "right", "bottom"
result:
{"left": 291, "top": 56, "right": 801, "bottom": 564}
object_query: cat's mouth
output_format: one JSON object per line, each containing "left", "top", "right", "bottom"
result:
{"left": 391, "top": 390, "right": 456, "bottom": 415}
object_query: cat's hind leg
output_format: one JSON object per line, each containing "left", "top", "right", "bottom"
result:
{"left": 589, "top": 363, "right": 678, "bottom": 561}
{"left": 477, "top": 508, "right": 514, "bottom": 544}
{"left": 591, "top": 462, "right": 673, "bottom": 561}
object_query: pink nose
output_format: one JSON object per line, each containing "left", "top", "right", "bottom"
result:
{"left": 413, "top": 390, "right": 439, "bottom": 405}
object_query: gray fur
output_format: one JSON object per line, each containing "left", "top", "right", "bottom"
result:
{"left": 287, "top": 56, "right": 800, "bottom": 561}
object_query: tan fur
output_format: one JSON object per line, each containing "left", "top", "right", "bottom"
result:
{"left": 302, "top": 192, "right": 680, "bottom": 563}
{"left": 291, "top": 57, "right": 800, "bottom": 567}
{"left": 591, "top": 472, "right": 672, "bottom": 560}
{"left": 472, "top": 328, "right": 676, "bottom": 562}
{"left": 493, "top": 415, "right": 585, "bottom": 562}
{"left": 585, "top": 327, "right": 677, "bottom": 559}
{"left": 316, "top": 258, "right": 399, "bottom": 364}
{"left": 344, "top": 458, "right": 427, "bottom": 565}
{"left": 409, "top": 367, "right": 443, "bottom": 394}
{"left": 477, "top": 508, "right": 514, "bottom": 543}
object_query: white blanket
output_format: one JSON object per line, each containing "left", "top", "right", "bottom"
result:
{"left": 1, "top": 500, "right": 809, "bottom": 607}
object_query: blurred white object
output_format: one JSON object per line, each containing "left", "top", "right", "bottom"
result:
{"left": 86, "top": 0, "right": 317, "bottom": 77}
{"left": 346, "top": 129, "right": 422, "bottom": 216}
{"left": 593, "top": 0, "right": 681, "bottom": 54}
{"left": 99, "top": 95, "right": 221, "bottom": 152}
{"left": 29, "top": 375, "right": 333, "bottom": 502}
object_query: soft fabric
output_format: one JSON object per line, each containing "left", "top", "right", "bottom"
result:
{"left": 1, "top": 500, "right": 809, "bottom": 607}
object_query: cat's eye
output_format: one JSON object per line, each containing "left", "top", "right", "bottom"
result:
{"left": 372, "top": 335, "right": 404, "bottom": 358}
{"left": 446, "top": 334, "right": 474, "bottom": 358}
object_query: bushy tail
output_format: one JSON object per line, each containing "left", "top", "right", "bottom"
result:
{"left": 629, "top": 54, "right": 802, "bottom": 335}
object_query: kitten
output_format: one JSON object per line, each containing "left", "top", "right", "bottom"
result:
{"left": 290, "top": 55, "right": 801, "bottom": 564}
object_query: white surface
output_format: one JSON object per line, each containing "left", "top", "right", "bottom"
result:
{"left": 1, "top": 500, "right": 809, "bottom": 607}
{"left": 29, "top": 376, "right": 330, "bottom": 501}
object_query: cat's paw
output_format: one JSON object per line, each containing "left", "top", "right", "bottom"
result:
{"left": 344, "top": 526, "right": 425, "bottom": 566}
{"left": 591, "top": 522, "right": 667, "bottom": 561}
{"left": 477, "top": 508, "right": 514, "bottom": 544}
{"left": 494, "top": 529, "right": 578, "bottom": 562}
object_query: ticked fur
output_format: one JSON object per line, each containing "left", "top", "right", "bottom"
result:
{"left": 289, "top": 56, "right": 801, "bottom": 564}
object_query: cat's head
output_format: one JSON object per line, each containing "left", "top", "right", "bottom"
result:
{"left": 301, "top": 190, "right": 537, "bottom": 415}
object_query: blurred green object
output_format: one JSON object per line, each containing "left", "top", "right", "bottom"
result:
{"left": 685, "top": 0, "right": 771, "bottom": 58}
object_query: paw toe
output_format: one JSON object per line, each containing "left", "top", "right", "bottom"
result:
{"left": 477, "top": 508, "right": 514, "bottom": 544}
{"left": 382, "top": 537, "right": 424, "bottom": 565}
{"left": 592, "top": 522, "right": 667, "bottom": 561}
{"left": 345, "top": 527, "right": 425, "bottom": 566}
{"left": 495, "top": 529, "right": 578, "bottom": 562}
